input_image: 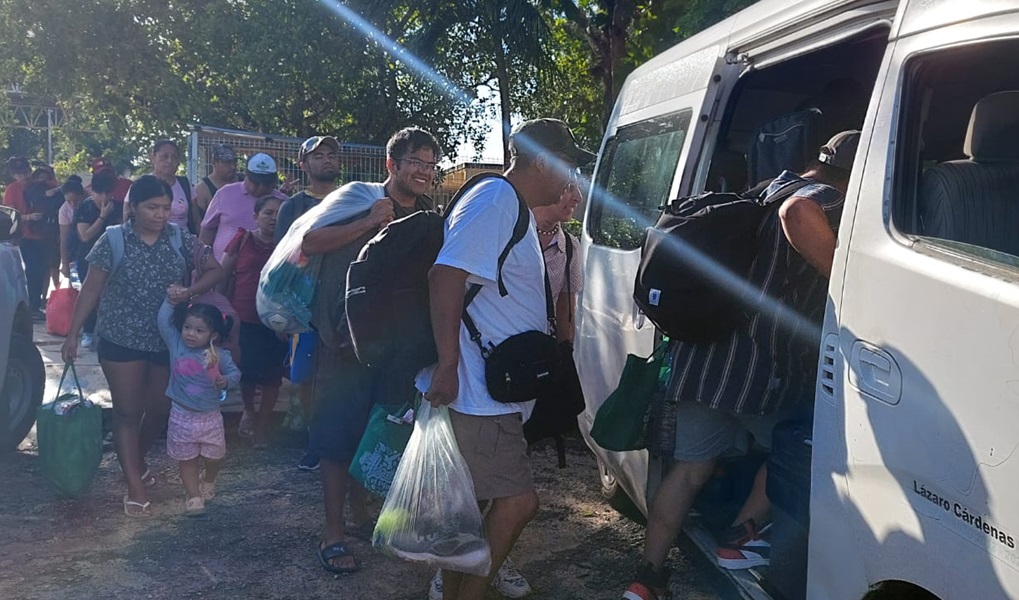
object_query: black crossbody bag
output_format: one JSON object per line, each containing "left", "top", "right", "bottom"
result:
{"left": 462, "top": 267, "right": 560, "bottom": 404}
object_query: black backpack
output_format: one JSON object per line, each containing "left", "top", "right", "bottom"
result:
{"left": 633, "top": 180, "right": 808, "bottom": 343}
{"left": 345, "top": 173, "right": 529, "bottom": 372}
{"left": 522, "top": 234, "right": 585, "bottom": 467}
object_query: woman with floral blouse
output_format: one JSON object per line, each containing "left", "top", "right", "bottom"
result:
{"left": 62, "top": 175, "right": 224, "bottom": 517}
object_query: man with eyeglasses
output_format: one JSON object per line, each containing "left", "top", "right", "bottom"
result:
{"left": 300, "top": 127, "right": 443, "bottom": 575}
{"left": 421, "top": 118, "right": 594, "bottom": 600}
{"left": 272, "top": 135, "right": 343, "bottom": 472}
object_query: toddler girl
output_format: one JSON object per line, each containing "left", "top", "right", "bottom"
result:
{"left": 158, "top": 297, "right": 241, "bottom": 515}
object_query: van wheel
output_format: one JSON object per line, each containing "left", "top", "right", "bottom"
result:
{"left": 597, "top": 456, "right": 645, "bottom": 524}
{"left": 598, "top": 455, "right": 620, "bottom": 498}
{"left": 862, "top": 581, "right": 940, "bottom": 600}
{"left": 0, "top": 334, "right": 45, "bottom": 454}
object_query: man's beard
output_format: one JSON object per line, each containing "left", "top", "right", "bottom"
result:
{"left": 310, "top": 169, "right": 339, "bottom": 183}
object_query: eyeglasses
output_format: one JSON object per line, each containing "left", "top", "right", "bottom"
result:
{"left": 396, "top": 157, "right": 440, "bottom": 173}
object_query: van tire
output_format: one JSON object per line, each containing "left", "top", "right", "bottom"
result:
{"left": 1, "top": 334, "right": 45, "bottom": 454}
{"left": 597, "top": 456, "right": 645, "bottom": 524}
{"left": 862, "top": 581, "right": 940, "bottom": 600}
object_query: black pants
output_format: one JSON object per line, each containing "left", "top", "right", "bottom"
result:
{"left": 20, "top": 238, "right": 48, "bottom": 311}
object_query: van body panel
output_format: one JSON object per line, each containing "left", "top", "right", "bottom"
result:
{"left": 814, "top": 9, "right": 1019, "bottom": 599}
{"left": 732, "top": 2, "right": 897, "bottom": 69}
{"left": 894, "top": 0, "right": 1019, "bottom": 39}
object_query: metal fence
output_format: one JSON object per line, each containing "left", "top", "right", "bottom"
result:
{"left": 186, "top": 124, "right": 388, "bottom": 192}
{"left": 185, "top": 124, "right": 506, "bottom": 208}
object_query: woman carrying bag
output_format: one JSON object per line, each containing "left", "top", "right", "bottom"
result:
{"left": 61, "top": 175, "right": 223, "bottom": 517}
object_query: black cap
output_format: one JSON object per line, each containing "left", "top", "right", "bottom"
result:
{"left": 298, "top": 135, "right": 341, "bottom": 163}
{"left": 212, "top": 144, "right": 237, "bottom": 162}
{"left": 818, "top": 130, "right": 861, "bottom": 171}
{"left": 508, "top": 119, "right": 595, "bottom": 167}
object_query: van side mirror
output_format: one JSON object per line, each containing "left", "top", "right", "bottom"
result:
{"left": 0, "top": 205, "right": 21, "bottom": 242}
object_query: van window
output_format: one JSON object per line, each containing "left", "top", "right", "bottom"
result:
{"left": 894, "top": 38, "right": 1019, "bottom": 268}
{"left": 588, "top": 111, "right": 691, "bottom": 250}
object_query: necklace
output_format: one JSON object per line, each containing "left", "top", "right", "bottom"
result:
{"left": 536, "top": 222, "right": 560, "bottom": 236}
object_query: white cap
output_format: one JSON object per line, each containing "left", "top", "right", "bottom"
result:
{"left": 246, "top": 153, "right": 277, "bottom": 175}
{"left": 245, "top": 153, "right": 278, "bottom": 185}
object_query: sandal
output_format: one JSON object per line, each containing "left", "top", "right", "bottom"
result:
{"left": 185, "top": 496, "right": 206, "bottom": 517}
{"left": 318, "top": 541, "right": 360, "bottom": 574}
{"left": 238, "top": 411, "right": 255, "bottom": 438}
{"left": 123, "top": 495, "right": 152, "bottom": 518}
{"left": 199, "top": 478, "right": 216, "bottom": 502}
{"left": 140, "top": 468, "right": 157, "bottom": 487}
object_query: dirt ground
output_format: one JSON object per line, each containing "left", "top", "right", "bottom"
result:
{"left": 0, "top": 329, "right": 734, "bottom": 600}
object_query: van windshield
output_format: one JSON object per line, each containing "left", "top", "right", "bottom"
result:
{"left": 588, "top": 111, "right": 691, "bottom": 250}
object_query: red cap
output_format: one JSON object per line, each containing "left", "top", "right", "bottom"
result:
{"left": 90, "top": 157, "right": 114, "bottom": 173}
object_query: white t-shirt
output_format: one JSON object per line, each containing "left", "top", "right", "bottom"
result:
{"left": 416, "top": 178, "right": 548, "bottom": 418}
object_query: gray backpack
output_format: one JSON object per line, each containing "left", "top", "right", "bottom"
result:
{"left": 106, "top": 222, "right": 186, "bottom": 276}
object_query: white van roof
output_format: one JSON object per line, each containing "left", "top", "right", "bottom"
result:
{"left": 618, "top": 0, "right": 895, "bottom": 118}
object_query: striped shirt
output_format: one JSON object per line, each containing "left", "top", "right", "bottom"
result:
{"left": 666, "top": 171, "right": 844, "bottom": 415}
{"left": 542, "top": 227, "right": 583, "bottom": 302}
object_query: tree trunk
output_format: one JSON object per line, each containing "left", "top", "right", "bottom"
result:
{"left": 493, "top": 34, "right": 513, "bottom": 168}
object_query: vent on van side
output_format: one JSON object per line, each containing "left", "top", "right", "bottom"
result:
{"left": 818, "top": 333, "right": 838, "bottom": 403}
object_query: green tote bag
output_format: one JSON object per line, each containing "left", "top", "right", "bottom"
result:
{"left": 590, "top": 343, "right": 668, "bottom": 452}
{"left": 37, "top": 363, "right": 103, "bottom": 497}
{"left": 349, "top": 402, "right": 415, "bottom": 497}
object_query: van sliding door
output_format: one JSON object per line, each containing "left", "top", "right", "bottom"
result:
{"left": 575, "top": 42, "right": 735, "bottom": 513}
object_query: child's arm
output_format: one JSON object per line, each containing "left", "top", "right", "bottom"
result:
{"left": 157, "top": 299, "right": 181, "bottom": 346}
{"left": 217, "top": 349, "right": 242, "bottom": 390}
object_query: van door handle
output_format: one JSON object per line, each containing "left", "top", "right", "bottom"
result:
{"left": 633, "top": 302, "right": 646, "bottom": 329}
{"left": 848, "top": 341, "right": 901, "bottom": 405}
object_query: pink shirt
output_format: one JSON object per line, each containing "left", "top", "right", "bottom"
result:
{"left": 168, "top": 178, "right": 190, "bottom": 230}
{"left": 201, "top": 181, "right": 285, "bottom": 261}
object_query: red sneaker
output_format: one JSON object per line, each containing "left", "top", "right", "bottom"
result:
{"left": 622, "top": 581, "right": 669, "bottom": 600}
{"left": 716, "top": 519, "right": 772, "bottom": 570}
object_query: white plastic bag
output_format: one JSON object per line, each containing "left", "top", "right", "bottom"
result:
{"left": 373, "top": 403, "right": 492, "bottom": 576}
{"left": 256, "top": 181, "right": 386, "bottom": 334}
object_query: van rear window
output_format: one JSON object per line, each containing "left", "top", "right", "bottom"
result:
{"left": 588, "top": 111, "right": 691, "bottom": 250}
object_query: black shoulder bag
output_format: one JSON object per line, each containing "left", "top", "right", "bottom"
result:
{"left": 461, "top": 210, "right": 559, "bottom": 406}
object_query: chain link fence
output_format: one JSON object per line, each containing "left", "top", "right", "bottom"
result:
{"left": 186, "top": 124, "right": 388, "bottom": 192}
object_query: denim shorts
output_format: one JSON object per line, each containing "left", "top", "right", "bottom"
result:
{"left": 672, "top": 401, "right": 796, "bottom": 462}
{"left": 307, "top": 342, "right": 418, "bottom": 464}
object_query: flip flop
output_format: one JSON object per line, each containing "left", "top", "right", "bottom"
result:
{"left": 140, "top": 468, "right": 157, "bottom": 487}
{"left": 318, "top": 541, "right": 360, "bottom": 574}
{"left": 123, "top": 495, "right": 152, "bottom": 518}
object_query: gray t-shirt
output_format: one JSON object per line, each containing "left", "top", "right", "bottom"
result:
{"left": 157, "top": 300, "right": 241, "bottom": 412}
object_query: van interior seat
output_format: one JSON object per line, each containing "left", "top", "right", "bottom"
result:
{"left": 919, "top": 90, "right": 1019, "bottom": 256}
{"left": 746, "top": 108, "right": 823, "bottom": 187}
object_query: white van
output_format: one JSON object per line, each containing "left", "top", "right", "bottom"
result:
{"left": 575, "top": 0, "right": 1019, "bottom": 598}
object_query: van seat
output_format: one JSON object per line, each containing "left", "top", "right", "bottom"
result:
{"left": 919, "top": 91, "right": 1019, "bottom": 256}
{"left": 746, "top": 109, "right": 822, "bottom": 187}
